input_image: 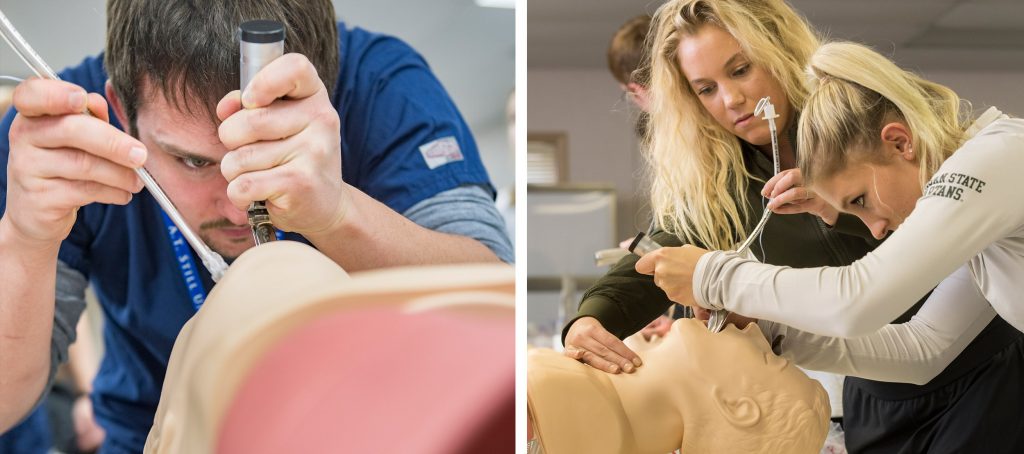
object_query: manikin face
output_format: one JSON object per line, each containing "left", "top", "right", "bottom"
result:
{"left": 627, "top": 318, "right": 829, "bottom": 452}
{"left": 677, "top": 25, "right": 791, "bottom": 149}
{"left": 114, "top": 83, "right": 253, "bottom": 260}
{"left": 812, "top": 126, "right": 923, "bottom": 240}
{"left": 631, "top": 318, "right": 794, "bottom": 379}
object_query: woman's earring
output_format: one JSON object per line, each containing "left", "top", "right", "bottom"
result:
{"left": 902, "top": 143, "right": 914, "bottom": 159}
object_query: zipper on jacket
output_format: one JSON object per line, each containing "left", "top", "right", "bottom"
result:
{"left": 811, "top": 215, "right": 853, "bottom": 266}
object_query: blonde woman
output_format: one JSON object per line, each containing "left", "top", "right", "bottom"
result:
{"left": 639, "top": 40, "right": 1024, "bottom": 450}
{"left": 561, "top": 0, "right": 1024, "bottom": 451}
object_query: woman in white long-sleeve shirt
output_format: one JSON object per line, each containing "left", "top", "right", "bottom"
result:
{"left": 636, "top": 40, "right": 1024, "bottom": 384}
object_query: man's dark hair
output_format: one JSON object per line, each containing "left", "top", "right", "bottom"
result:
{"left": 607, "top": 15, "right": 651, "bottom": 87}
{"left": 607, "top": 15, "right": 652, "bottom": 137}
{"left": 106, "top": 0, "right": 339, "bottom": 134}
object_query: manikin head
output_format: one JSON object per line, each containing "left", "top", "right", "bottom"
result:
{"left": 644, "top": 0, "right": 820, "bottom": 250}
{"left": 529, "top": 318, "right": 829, "bottom": 453}
{"left": 631, "top": 318, "right": 830, "bottom": 452}
{"left": 103, "top": 0, "right": 339, "bottom": 260}
{"left": 797, "top": 42, "right": 968, "bottom": 240}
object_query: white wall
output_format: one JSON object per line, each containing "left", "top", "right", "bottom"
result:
{"left": 527, "top": 68, "right": 651, "bottom": 242}
{"left": 474, "top": 119, "right": 514, "bottom": 191}
{"left": 921, "top": 71, "right": 1024, "bottom": 117}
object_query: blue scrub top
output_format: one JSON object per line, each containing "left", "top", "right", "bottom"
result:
{"left": 0, "top": 22, "right": 494, "bottom": 453}
{"left": 0, "top": 406, "right": 51, "bottom": 454}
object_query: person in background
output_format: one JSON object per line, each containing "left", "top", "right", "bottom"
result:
{"left": 608, "top": 14, "right": 653, "bottom": 122}
{"left": 605, "top": 14, "right": 679, "bottom": 340}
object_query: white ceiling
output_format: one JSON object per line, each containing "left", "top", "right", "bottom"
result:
{"left": 0, "top": 0, "right": 514, "bottom": 129}
{"left": 529, "top": 0, "right": 1024, "bottom": 71}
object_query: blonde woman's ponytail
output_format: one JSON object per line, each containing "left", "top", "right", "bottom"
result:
{"left": 798, "top": 42, "right": 969, "bottom": 187}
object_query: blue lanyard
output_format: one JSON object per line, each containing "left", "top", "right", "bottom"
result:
{"left": 160, "top": 212, "right": 285, "bottom": 311}
{"left": 160, "top": 211, "right": 208, "bottom": 311}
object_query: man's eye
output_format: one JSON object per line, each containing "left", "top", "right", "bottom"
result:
{"left": 181, "top": 156, "right": 212, "bottom": 169}
{"left": 852, "top": 195, "right": 865, "bottom": 207}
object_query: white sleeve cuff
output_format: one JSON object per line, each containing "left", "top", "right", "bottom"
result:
{"left": 692, "top": 250, "right": 725, "bottom": 310}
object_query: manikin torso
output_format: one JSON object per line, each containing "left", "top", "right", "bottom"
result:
{"left": 528, "top": 349, "right": 681, "bottom": 453}
{"left": 528, "top": 319, "right": 830, "bottom": 454}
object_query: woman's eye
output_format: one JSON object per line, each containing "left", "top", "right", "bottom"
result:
{"left": 852, "top": 195, "right": 866, "bottom": 208}
{"left": 696, "top": 85, "right": 714, "bottom": 96}
{"left": 181, "top": 156, "right": 212, "bottom": 170}
{"left": 733, "top": 64, "right": 750, "bottom": 77}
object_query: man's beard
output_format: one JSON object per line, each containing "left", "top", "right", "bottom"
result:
{"left": 198, "top": 218, "right": 251, "bottom": 262}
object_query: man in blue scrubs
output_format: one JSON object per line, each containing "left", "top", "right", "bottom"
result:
{"left": 0, "top": 1, "right": 512, "bottom": 452}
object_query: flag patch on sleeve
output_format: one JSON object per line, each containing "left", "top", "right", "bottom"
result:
{"left": 418, "top": 136, "right": 464, "bottom": 169}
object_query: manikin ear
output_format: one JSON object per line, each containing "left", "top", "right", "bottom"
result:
{"left": 880, "top": 121, "right": 914, "bottom": 162}
{"left": 712, "top": 386, "right": 762, "bottom": 428}
{"left": 625, "top": 82, "right": 651, "bottom": 113}
{"left": 105, "top": 80, "right": 132, "bottom": 136}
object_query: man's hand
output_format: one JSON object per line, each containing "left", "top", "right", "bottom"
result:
{"left": 217, "top": 53, "right": 346, "bottom": 236}
{"left": 5, "top": 78, "right": 146, "bottom": 248}
{"left": 763, "top": 168, "right": 838, "bottom": 225}
{"left": 563, "top": 317, "right": 643, "bottom": 374}
{"left": 72, "top": 395, "right": 105, "bottom": 452}
{"left": 634, "top": 245, "right": 710, "bottom": 307}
